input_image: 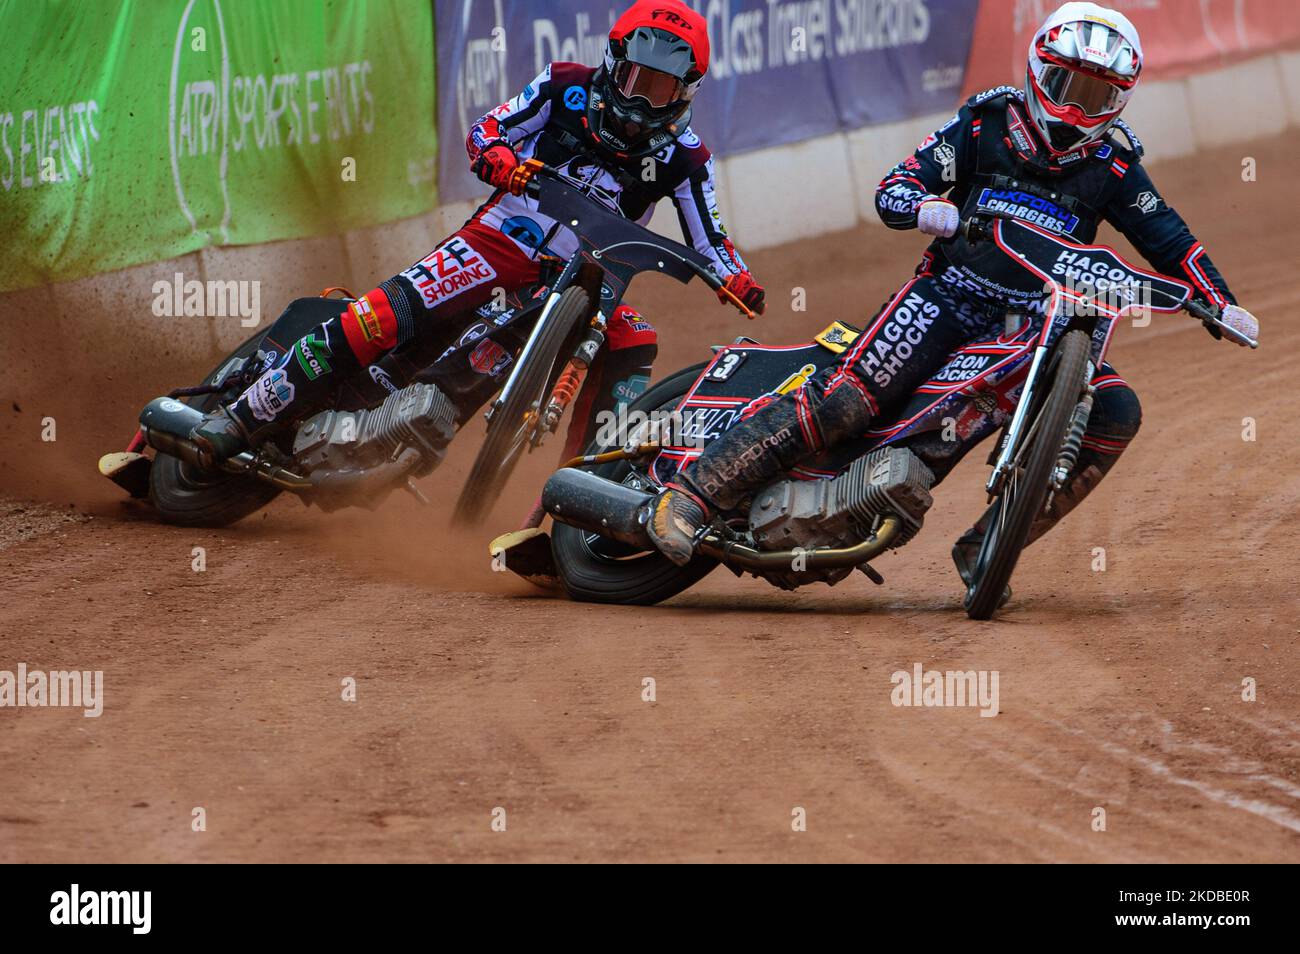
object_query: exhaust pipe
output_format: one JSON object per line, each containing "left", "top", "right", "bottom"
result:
{"left": 543, "top": 468, "right": 904, "bottom": 572}
{"left": 137, "top": 397, "right": 313, "bottom": 492}
{"left": 138, "top": 397, "right": 208, "bottom": 468}
{"left": 542, "top": 468, "right": 654, "bottom": 548}
{"left": 696, "top": 515, "right": 902, "bottom": 572}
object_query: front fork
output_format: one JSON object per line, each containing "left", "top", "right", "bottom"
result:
{"left": 986, "top": 344, "right": 1048, "bottom": 497}
{"left": 986, "top": 342, "right": 1096, "bottom": 498}
{"left": 537, "top": 314, "right": 607, "bottom": 445}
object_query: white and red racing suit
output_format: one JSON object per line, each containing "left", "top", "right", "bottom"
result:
{"left": 224, "top": 61, "right": 757, "bottom": 461}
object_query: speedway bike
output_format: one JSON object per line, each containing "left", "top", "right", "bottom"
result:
{"left": 524, "top": 212, "right": 1256, "bottom": 619}
{"left": 98, "top": 160, "right": 754, "bottom": 527}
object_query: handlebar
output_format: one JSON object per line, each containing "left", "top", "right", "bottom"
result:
{"left": 956, "top": 212, "right": 1257, "bottom": 349}
{"left": 508, "top": 159, "right": 758, "bottom": 320}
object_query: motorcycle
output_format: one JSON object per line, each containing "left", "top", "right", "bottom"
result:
{"left": 97, "top": 160, "right": 754, "bottom": 527}
{"left": 523, "top": 212, "right": 1257, "bottom": 619}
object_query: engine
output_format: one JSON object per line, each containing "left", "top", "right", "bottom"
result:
{"left": 292, "top": 383, "right": 457, "bottom": 479}
{"left": 747, "top": 446, "right": 935, "bottom": 560}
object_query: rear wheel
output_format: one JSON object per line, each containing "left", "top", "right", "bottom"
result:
{"left": 148, "top": 330, "right": 282, "bottom": 527}
{"left": 551, "top": 362, "right": 718, "bottom": 605}
{"left": 964, "top": 329, "right": 1091, "bottom": 619}
{"left": 452, "top": 286, "right": 591, "bottom": 527}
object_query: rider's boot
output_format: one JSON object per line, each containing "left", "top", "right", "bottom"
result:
{"left": 645, "top": 373, "right": 875, "bottom": 564}
{"left": 190, "top": 405, "right": 255, "bottom": 469}
{"left": 189, "top": 318, "right": 362, "bottom": 467}
{"left": 646, "top": 485, "right": 710, "bottom": 566}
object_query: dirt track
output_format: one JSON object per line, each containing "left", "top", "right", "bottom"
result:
{"left": 2, "top": 134, "right": 1298, "bottom": 863}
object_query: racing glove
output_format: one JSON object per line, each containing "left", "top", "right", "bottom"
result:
{"left": 1216, "top": 304, "right": 1259, "bottom": 347}
{"left": 720, "top": 271, "right": 766, "bottom": 315}
{"left": 471, "top": 141, "right": 519, "bottom": 191}
{"left": 917, "top": 198, "right": 960, "bottom": 238}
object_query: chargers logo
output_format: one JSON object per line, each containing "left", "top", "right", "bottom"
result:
{"left": 976, "top": 188, "right": 1080, "bottom": 235}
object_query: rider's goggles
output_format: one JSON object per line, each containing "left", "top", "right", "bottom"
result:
{"left": 1037, "top": 62, "right": 1128, "bottom": 118}
{"left": 612, "top": 61, "right": 689, "bottom": 109}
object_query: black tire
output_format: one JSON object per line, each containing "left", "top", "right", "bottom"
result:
{"left": 964, "top": 329, "right": 1091, "bottom": 619}
{"left": 452, "top": 286, "right": 591, "bottom": 527}
{"left": 551, "top": 362, "right": 719, "bottom": 605}
{"left": 148, "top": 330, "right": 282, "bottom": 527}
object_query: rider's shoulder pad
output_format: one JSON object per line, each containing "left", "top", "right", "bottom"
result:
{"left": 547, "top": 61, "right": 596, "bottom": 92}
{"left": 966, "top": 85, "right": 1024, "bottom": 110}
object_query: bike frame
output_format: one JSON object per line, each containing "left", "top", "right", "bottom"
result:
{"left": 485, "top": 164, "right": 738, "bottom": 435}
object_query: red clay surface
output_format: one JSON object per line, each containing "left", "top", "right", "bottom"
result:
{"left": 1, "top": 134, "right": 1297, "bottom": 862}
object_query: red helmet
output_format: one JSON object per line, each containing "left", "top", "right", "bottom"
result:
{"left": 589, "top": 1, "right": 710, "bottom": 157}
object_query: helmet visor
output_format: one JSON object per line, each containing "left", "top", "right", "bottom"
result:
{"left": 612, "top": 61, "right": 687, "bottom": 109}
{"left": 1038, "top": 64, "right": 1124, "bottom": 118}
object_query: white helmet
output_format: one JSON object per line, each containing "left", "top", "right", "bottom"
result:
{"left": 1025, "top": 2, "right": 1143, "bottom": 154}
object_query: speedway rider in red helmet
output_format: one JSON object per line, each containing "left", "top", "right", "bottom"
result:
{"left": 189, "top": 0, "right": 764, "bottom": 470}
{"left": 645, "top": 2, "right": 1260, "bottom": 590}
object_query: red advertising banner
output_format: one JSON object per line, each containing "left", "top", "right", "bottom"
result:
{"left": 963, "top": 0, "right": 1300, "bottom": 94}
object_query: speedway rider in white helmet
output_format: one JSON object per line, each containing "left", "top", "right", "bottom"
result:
{"left": 644, "top": 2, "right": 1261, "bottom": 596}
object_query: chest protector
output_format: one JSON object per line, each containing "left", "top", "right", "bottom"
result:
{"left": 528, "top": 104, "right": 666, "bottom": 221}
{"left": 934, "top": 92, "right": 1140, "bottom": 303}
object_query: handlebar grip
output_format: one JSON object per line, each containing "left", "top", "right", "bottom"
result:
{"left": 717, "top": 280, "right": 758, "bottom": 320}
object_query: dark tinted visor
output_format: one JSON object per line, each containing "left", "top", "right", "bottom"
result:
{"left": 612, "top": 61, "right": 686, "bottom": 109}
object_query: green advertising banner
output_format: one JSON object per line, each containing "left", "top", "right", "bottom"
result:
{"left": 0, "top": 0, "right": 438, "bottom": 292}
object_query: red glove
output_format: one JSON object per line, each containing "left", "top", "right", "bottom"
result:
{"left": 471, "top": 141, "right": 518, "bottom": 191}
{"left": 719, "top": 271, "right": 766, "bottom": 315}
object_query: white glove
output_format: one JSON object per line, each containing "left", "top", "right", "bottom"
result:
{"left": 1219, "top": 304, "right": 1258, "bottom": 347}
{"left": 917, "top": 198, "right": 960, "bottom": 238}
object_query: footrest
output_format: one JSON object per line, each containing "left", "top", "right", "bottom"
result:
{"left": 488, "top": 527, "right": 560, "bottom": 590}
{"left": 98, "top": 452, "right": 151, "bottom": 498}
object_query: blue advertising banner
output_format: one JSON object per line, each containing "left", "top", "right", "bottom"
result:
{"left": 436, "top": 0, "right": 978, "bottom": 201}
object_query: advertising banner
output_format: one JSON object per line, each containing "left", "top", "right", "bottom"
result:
{"left": 436, "top": 0, "right": 980, "bottom": 202}
{"left": 962, "top": 0, "right": 1300, "bottom": 95}
{"left": 0, "top": 0, "right": 438, "bottom": 292}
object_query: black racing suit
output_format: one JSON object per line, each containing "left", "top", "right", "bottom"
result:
{"left": 675, "top": 86, "right": 1236, "bottom": 546}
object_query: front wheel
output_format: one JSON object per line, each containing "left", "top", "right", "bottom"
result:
{"left": 550, "top": 362, "right": 717, "bottom": 605}
{"left": 964, "top": 329, "right": 1091, "bottom": 620}
{"left": 452, "top": 286, "right": 591, "bottom": 527}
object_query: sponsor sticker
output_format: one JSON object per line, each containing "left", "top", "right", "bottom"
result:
{"left": 563, "top": 85, "right": 587, "bottom": 111}
{"left": 976, "top": 187, "right": 1080, "bottom": 235}
{"left": 1133, "top": 190, "right": 1159, "bottom": 214}
{"left": 401, "top": 236, "right": 498, "bottom": 310}
{"left": 350, "top": 295, "right": 384, "bottom": 343}
{"left": 248, "top": 368, "right": 296, "bottom": 422}
{"left": 295, "top": 332, "right": 333, "bottom": 380}
{"left": 814, "top": 321, "right": 861, "bottom": 354}
{"left": 368, "top": 365, "right": 398, "bottom": 394}
{"left": 468, "top": 338, "right": 512, "bottom": 377}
